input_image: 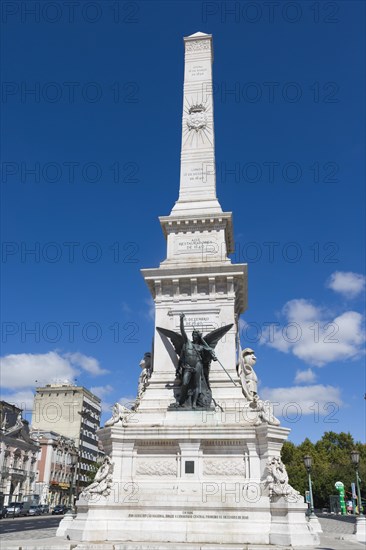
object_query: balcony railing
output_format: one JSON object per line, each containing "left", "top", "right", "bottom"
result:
{"left": 1, "top": 466, "right": 27, "bottom": 478}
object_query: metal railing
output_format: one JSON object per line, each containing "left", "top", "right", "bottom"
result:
{"left": 1, "top": 466, "right": 27, "bottom": 477}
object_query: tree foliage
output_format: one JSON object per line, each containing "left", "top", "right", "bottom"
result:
{"left": 281, "top": 432, "right": 366, "bottom": 509}
{"left": 85, "top": 461, "right": 99, "bottom": 483}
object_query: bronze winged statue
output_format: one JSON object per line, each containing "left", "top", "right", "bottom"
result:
{"left": 157, "top": 313, "right": 233, "bottom": 409}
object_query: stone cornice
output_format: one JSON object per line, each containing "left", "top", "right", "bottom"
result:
{"left": 141, "top": 264, "right": 247, "bottom": 313}
{"left": 159, "top": 212, "right": 234, "bottom": 254}
{"left": 99, "top": 424, "right": 290, "bottom": 442}
{"left": 141, "top": 263, "right": 246, "bottom": 279}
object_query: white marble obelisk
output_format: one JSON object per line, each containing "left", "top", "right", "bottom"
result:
{"left": 172, "top": 32, "right": 221, "bottom": 215}
{"left": 142, "top": 32, "right": 247, "bottom": 397}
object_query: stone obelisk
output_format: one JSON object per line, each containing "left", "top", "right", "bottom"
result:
{"left": 142, "top": 31, "right": 247, "bottom": 394}
{"left": 60, "top": 33, "right": 320, "bottom": 548}
{"left": 172, "top": 31, "right": 221, "bottom": 215}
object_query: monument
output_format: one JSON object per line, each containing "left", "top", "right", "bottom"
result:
{"left": 58, "top": 32, "right": 320, "bottom": 547}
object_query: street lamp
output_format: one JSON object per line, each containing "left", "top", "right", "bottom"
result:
{"left": 76, "top": 410, "right": 88, "bottom": 499}
{"left": 351, "top": 450, "right": 363, "bottom": 516}
{"left": 68, "top": 459, "right": 76, "bottom": 510}
{"left": 303, "top": 455, "right": 316, "bottom": 518}
{"left": 351, "top": 449, "right": 366, "bottom": 542}
{"left": 65, "top": 452, "right": 77, "bottom": 518}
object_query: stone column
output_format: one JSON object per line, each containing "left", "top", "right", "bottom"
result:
{"left": 246, "top": 441, "right": 261, "bottom": 481}
{"left": 110, "top": 438, "right": 135, "bottom": 479}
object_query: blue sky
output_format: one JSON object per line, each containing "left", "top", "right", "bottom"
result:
{"left": 1, "top": 1, "right": 365, "bottom": 444}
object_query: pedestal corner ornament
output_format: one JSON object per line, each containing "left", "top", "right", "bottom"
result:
{"left": 58, "top": 31, "right": 320, "bottom": 548}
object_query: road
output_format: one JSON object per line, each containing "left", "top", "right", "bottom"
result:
{"left": 0, "top": 514, "right": 62, "bottom": 534}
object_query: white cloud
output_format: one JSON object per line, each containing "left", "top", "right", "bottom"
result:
{"left": 64, "top": 352, "right": 109, "bottom": 376}
{"left": 90, "top": 384, "right": 115, "bottom": 412}
{"left": 261, "top": 384, "right": 342, "bottom": 416}
{"left": 238, "top": 318, "right": 248, "bottom": 331}
{"left": 100, "top": 395, "right": 137, "bottom": 419}
{"left": 91, "top": 391, "right": 137, "bottom": 416}
{"left": 90, "top": 385, "right": 114, "bottom": 400}
{"left": 0, "top": 389, "right": 35, "bottom": 413}
{"left": 121, "top": 301, "right": 132, "bottom": 314}
{"left": 294, "top": 368, "right": 317, "bottom": 384}
{"left": 118, "top": 395, "right": 137, "bottom": 408}
{"left": 326, "top": 271, "right": 365, "bottom": 299}
{"left": 145, "top": 297, "right": 155, "bottom": 321}
{"left": 1, "top": 351, "right": 78, "bottom": 390}
{"left": 0, "top": 351, "right": 107, "bottom": 390}
{"left": 261, "top": 299, "right": 365, "bottom": 367}
{"left": 283, "top": 299, "right": 322, "bottom": 322}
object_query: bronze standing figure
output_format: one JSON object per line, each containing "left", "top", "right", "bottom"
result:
{"left": 157, "top": 313, "right": 233, "bottom": 409}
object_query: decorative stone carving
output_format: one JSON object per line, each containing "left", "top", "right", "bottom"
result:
{"left": 250, "top": 396, "right": 280, "bottom": 426}
{"left": 81, "top": 456, "right": 113, "bottom": 498}
{"left": 2, "top": 411, "right": 25, "bottom": 436}
{"left": 1, "top": 412, "right": 8, "bottom": 431}
{"left": 203, "top": 458, "right": 245, "bottom": 476}
{"left": 186, "top": 105, "right": 207, "bottom": 132}
{"left": 104, "top": 402, "right": 132, "bottom": 427}
{"left": 186, "top": 40, "right": 210, "bottom": 51}
{"left": 265, "top": 456, "right": 301, "bottom": 501}
{"left": 136, "top": 458, "right": 177, "bottom": 477}
{"left": 133, "top": 352, "right": 153, "bottom": 410}
{"left": 237, "top": 347, "right": 258, "bottom": 401}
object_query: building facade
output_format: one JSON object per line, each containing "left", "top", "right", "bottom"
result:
{"left": 31, "top": 384, "right": 102, "bottom": 495}
{"left": 32, "top": 430, "right": 78, "bottom": 507}
{"left": 0, "top": 401, "right": 39, "bottom": 506}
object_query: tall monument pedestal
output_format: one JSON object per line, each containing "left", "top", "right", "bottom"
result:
{"left": 58, "top": 32, "right": 319, "bottom": 548}
{"left": 61, "top": 417, "right": 318, "bottom": 546}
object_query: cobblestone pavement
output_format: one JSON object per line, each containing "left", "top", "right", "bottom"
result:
{"left": 1, "top": 526, "right": 57, "bottom": 540}
{"left": 0, "top": 516, "right": 364, "bottom": 549}
{"left": 318, "top": 515, "right": 356, "bottom": 535}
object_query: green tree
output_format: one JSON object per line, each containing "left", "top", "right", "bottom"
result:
{"left": 281, "top": 432, "right": 366, "bottom": 510}
{"left": 85, "top": 461, "right": 99, "bottom": 483}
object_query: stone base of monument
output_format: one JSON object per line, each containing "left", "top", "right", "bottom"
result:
{"left": 56, "top": 510, "right": 76, "bottom": 537}
{"left": 57, "top": 421, "right": 319, "bottom": 548}
{"left": 307, "top": 514, "right": 323, "bottom": 534}
{"left": 60, "top": 504, "right": 318, "bottom": 547}
{"left": 269, "top": 498, "right": 319, "bottom": 546}
{"left": 354, "top": 515, "right": 366, "bottom": 543}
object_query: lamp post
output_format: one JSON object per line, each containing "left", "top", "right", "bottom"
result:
{"left": 68, "top": 461, "right": 76, "bottom": 510}
{"left": 76, "top": 410, "right": 87, "bottom": 499}
{"left": 64, "top": 451, "right": 77, "bottom": 518}
{"left": 351, "top": 449, "right": 366, "bottom": 542}
{"left": 303, "top": 455, "right": 323, "bottom": 534}
{"left": 351, "top": 450, "right": 363, "bottom": 516}
{"left": 303, "top": 455, "right": 315, "bottom": 517}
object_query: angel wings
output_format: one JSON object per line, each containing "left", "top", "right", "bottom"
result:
{"left": 156, "top": 319, "right": 233, "bottom": 409}
{"left": 156, "top": 324, "right": 233, "bottom": 370}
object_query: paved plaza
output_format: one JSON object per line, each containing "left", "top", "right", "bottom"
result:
{"left": 0, "top": 515, "right": 365, "bottom": 550}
